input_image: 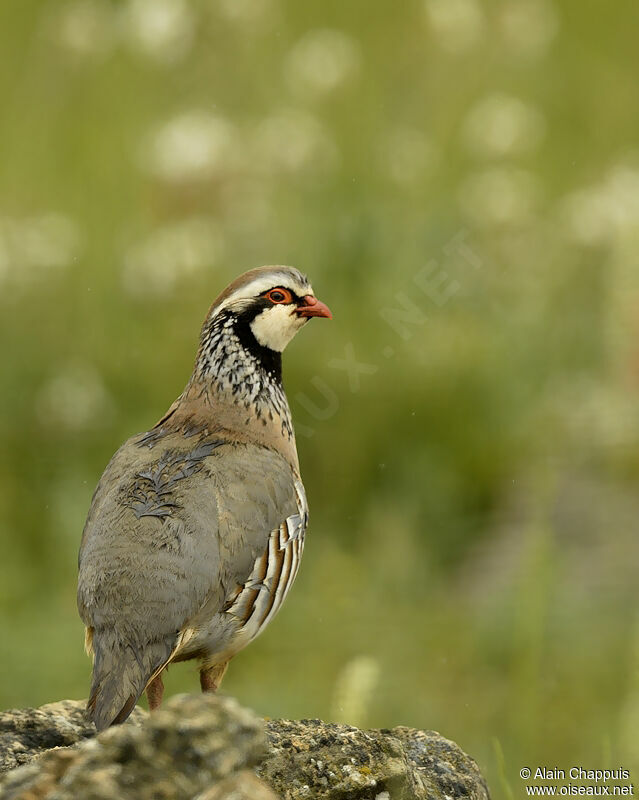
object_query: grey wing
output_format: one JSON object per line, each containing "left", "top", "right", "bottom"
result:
{"left": 77, "top": 432, "right": 306, "bottom": 729}
{"left": 77, "top": 436, "right": 228, "bottom": 650}
{"left": 79, "top": 434, "right": 306, "bottom": 658}
{"left": 221, "top": 477, "right": 308, "bottom": 645}
{"left": 77, "top": 434, "right": 232, "bottom": 728}
{"left": 181, "top": 445, "right": 309, "bottom": 656}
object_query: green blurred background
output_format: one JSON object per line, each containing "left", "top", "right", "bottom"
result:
{"left": 2, "top": 0, "right": 639, "bottom": 794}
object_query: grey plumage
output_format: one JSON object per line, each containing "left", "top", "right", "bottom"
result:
{"left": 77, "top": 266, "right": 330, "bottom": 730}
{"left": 87, "top": 635, "right": 173, "bottom": 730}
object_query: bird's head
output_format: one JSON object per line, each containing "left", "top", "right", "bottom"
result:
{"left": 206, "top": 265, "right": 332, "bottom": 353}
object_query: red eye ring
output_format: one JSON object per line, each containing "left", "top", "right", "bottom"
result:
{"left": 267, "top": 288, "right": 293, "bottom": 304}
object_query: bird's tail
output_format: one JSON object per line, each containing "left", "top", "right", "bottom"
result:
{"left": 87, "top": 629, "right": 174, "bottom": 731}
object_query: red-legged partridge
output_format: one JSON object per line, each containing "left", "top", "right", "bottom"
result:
{"left": 77, "top": 266, "right": 332, "bottom": 730}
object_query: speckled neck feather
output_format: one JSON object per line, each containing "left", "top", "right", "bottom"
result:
{"left": 191, "top": 309, "right": 294, "bottom": 437}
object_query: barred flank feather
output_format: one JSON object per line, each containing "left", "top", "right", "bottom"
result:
{"left": 87, "top": 631, "right": 173, "bottom": 731}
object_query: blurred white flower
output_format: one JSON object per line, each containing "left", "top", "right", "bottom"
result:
{"left": 285, "top": 29, "right": 361, "bottom": 97}
{"left": 253, "top": 110, "right": 339, "bottom": 174}
{"left": 122, "top": 217, "right": 224, "bottom": 297}
{"left": 52, "top": 0, "right": 117, "bottom": 58}
{"left": 380, "top": 127, "right": 439, "bottom": 185}
{"left": 499, "top": 0, "right": 559, "bottom": 58}
{"left": 36, "top": 363, "right": 114, "bottom": 433}
{"left": 459, "top": 167, "right": 541, "bottom": 226}
{"left": 216, "top": 0, "right": 277, "bottom": 25}
{"left": 561, "top": 165, "right": 639, "bottom": 245}
{"left": 142, "top": 111, "right": 237, "bottom": 181}
{"left": 121, "top": 0, "right": 196, "bottom": 64}
{"left": 330, "top": 655, "right": 380, "bottom": 728}
{"left": 0, "top": 214, "right": 82, "bottom": 288}
{"left": 424, "top": 0, "right": 484, "bottom": 53}
{"left": 21, "top": 215, "right": 81, "bottom": 270}
{"left": 551, "top": 379, "right": 639, "bottom": 450}
{"left": 462, "top": 94, "right": 546, "bottom": 158}
{"left": 561, "top": 190, "right": 611, "bottom": 245}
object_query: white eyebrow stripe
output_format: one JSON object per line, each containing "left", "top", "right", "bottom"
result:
{"left": 214, "top": 275, "right": 314, "bottom": 313}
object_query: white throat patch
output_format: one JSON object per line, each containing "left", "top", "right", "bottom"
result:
{"left": 250, "top": 304, "right": 307, "bottom": 352}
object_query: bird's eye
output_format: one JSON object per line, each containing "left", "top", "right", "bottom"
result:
{"left": 267, "top": 288, "right": 292, "bottom": 304}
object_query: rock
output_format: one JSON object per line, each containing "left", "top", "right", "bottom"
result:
{"left": 260, "top": 718, "right": 489, "bottom": 800}
{"left": 0, "top": 695, "right": 270, "bottom": 800}
{"left": 0, "top": 699, "right": 146, "bottom": 774}
{"left": 199, "top": 770, "right": 281, "bottom": 800}
{"left": 0, "top": 696, "right": 490, "bottom": 800}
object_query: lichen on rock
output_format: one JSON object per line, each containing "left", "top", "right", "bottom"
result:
{"left": 0, "top": 695, "right": 267, "bottom": 800}
{"left": 260, "top": 717, "right": 490, "bottom": 800}
{"left": 0, "top": 695, "right": 490, "bottom": 800}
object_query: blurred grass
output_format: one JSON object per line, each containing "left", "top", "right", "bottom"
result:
{"left": 2, "top": 0, "right": 639, "bottom": 796}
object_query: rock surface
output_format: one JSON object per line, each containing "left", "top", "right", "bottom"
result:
{"left": 262, "top": 718, "right": 489, "bottom": 800}
{"left": 0, "top": 700, "right": 146, "bottom": 775}
{"left": 0, "top": 695, "right": 490, "bottom": 800}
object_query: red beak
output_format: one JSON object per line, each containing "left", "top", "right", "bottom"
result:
{"left": 296, "top": 295, "right": 333, "bottom": 319}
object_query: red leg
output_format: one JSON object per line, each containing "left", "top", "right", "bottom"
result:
{"left": 200, "top": 662, "right": 229, "bottom": 693}
{"left": 146, "top": 674, "right": 164, "bottom": 711}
